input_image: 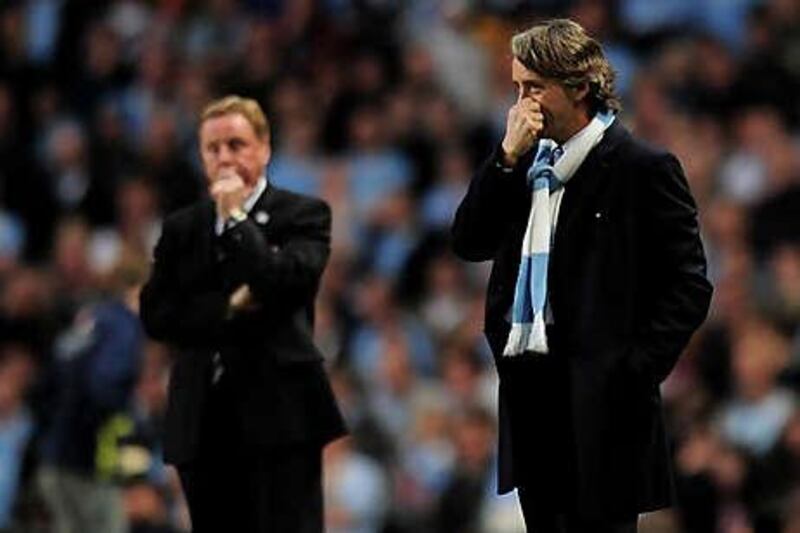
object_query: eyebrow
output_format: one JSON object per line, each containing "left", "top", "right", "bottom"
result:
{"left": 205, "top": 136, "right": 247, "bottom": 146}
{"left": 514, "top": 79, "right": 544, "bottom": 87}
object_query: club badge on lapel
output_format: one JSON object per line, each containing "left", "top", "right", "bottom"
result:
{"left": 255, "top": 211, "right": 270, "bottom": 225}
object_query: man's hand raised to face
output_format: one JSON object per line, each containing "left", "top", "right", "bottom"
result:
{"left": 501, "top": 98, "right": 544, "bottom": 167}
{"left": 210, "top": 169, "right": 248, "bottom": 219}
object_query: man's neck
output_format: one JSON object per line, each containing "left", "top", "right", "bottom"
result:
{"left": 242, "top": 175, "right": 267, "bottom": 212}
{"left": 555, "top": 113, "right": 592, "bottom": 145}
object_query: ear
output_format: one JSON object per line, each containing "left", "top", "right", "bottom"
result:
{"left": 570, "top": 81, "right": 590, "bottom": 105}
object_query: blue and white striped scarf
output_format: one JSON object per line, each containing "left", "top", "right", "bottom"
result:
{"left": 503, "top": 111, "right": 615, "bottom": 356}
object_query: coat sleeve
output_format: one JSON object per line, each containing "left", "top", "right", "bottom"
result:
{"left": 633, "top": 152, "right": 713, "bottom": 383}
{"left": 139, "top": 219, "right": 230, "bottom": 347}
{"left": 451, "top": 146, "right": 530, "bottom": 262}
{"left": 219, "top": 198, "right": 331, "bottom": 309}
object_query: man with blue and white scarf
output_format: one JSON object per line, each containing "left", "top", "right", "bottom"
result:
{"left": 452, "top": 19, "right": 712, "bottom": 533}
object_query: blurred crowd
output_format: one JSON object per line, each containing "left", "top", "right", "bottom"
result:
{"left": 0, "top": 0, "right": 798, "bottom": 532}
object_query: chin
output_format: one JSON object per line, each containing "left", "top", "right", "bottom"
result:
{"left": 241, "top": 169, "right": 258, "bottom": 185}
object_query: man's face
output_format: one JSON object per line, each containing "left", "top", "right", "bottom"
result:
{"left": 199, "top": 112, "right": 270, "bottom": 191}
{"left": 511, "top": 57, "right": 587, "bottom": 143}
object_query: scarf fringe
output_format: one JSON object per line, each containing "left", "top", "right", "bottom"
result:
{"left": 503, "top": 316, "right": 548, "bottom": 356}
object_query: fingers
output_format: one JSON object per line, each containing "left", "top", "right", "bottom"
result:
{"left": 228, "top": 285, "right": 253, "bottom": 313}
{"left": 518, "top": 96, "right": 540, "bottom": 112}
{"left": 210, "top": 171, "right": 245, "bottom": 198}
{"left": 509, "top": 105, "right": 542, "bottom": 138}
{"left": 502, "top": 99, "right": 545, "bottom": 163}
{"left": 522, "top": 114, "right": 543, "bottom": 136}
{"left": 215, "top": 170, "right": 245, "bottom": 188}
{"left": 230, "top": 284, "right": 250, "bottom": 307}
{"left": 230, "top": 284, "right": 260, "bottom": 314}
{"left": 518, "top": 100, "right": 543, "bottom": 130}
{"left": 518, "top": 98, "right": 543, "bottom": 123}
{"left": 211, "top": 170, "right": 248, "bottom": 219}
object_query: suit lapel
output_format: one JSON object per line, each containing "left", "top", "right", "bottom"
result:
{"left": 548, "top": 120, "right": 629, "bottom": 315}
{"left": 553, "top": 120, "right": 628, "bottom": 244}
{"left": 249, "top": 182, "right": 280, "bottom": 229}
{"left": 198, "top": 199, "right": 217, "bottom": 257}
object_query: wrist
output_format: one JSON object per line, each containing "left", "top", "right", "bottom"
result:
{"left": 227, "top": 207, "right": 247, "bottom": 223}
{"left": 499, "top": 150, "right": 518, "bottom": 170}
{"left": 500, "top": 142, "right": 519, "bottom": 168}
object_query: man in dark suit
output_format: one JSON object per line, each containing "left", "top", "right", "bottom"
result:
{"left": 140, "top": 95, "right": 346, "bottom": 532}
{"left": 451, "top": 20, "right": 713, "bottom": 533}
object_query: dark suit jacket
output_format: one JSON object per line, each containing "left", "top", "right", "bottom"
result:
{"left": 451, "top": 121, "right": 713, "bottom": 519}
{"left": 140, "top": 184, "right": 346, "bottom": 466}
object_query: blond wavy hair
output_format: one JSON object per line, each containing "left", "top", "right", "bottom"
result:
{"left": 200, "top": 95, "right": 270, "bottom": 139}
{"left": 511, "top": 19, "right": 621, "bottom": 114}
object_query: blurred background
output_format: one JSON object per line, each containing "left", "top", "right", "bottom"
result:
{"left": 0, "top": 0, "right": 798, "bottom": 532}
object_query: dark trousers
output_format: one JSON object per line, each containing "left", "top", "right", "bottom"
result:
{"left": 518, "top": 488, "right": 637, "bottom": 533}
{"left": 177, "top": 375, "right": 323, "bottom": 533}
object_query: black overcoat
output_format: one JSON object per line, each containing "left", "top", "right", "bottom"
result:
{"left": 451, "top": 121, "right": 713, "bottom": 519}
{"left": 140, "top": 185, "right": 346, "bottom": 466}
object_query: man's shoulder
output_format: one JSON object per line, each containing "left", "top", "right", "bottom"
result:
{"left": 614, "top": 128, "right": 676, "bottom": 168}
{"left": 270, "top": 185, "right": 328, "bottom": 206}
{"left": 268, "top": 185, "right": 331, "bottom": 216}
{"left": 165, "top": 201, "right": 209, "bottom": 224}
{"left": 162, "top": 200, "right": 213, "bottom": 233}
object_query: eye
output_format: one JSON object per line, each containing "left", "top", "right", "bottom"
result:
{"left": 527, "top": 82, "right": 544, "bottom": 93}
{"left": 513, "top": 83, "right": 525, "bottom": 100}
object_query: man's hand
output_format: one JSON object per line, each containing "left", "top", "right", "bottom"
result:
{"left": 210, "top": 169, "right": 248, "bottom": 219}
{"left": 228, "top": 284, "right": 259, "bottom": 317}
{"left": 501, "top": 98, "right": 544, "bottom": 167}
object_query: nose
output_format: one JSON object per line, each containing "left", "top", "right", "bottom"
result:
{"left": 217, "top": 144, "right": 234, "bottom": 164}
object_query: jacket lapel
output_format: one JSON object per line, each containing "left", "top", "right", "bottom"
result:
{"left": 547, "top": 120, "right": 629, "bottom": 318}
{"left": 249, "top": 182, "right": 279, "bottom": 227}
{"left": 199, "top": 199, "right": 217, "bottom": 257}
{"left": 553, "top": 120, "right": 628, "bottom": 244}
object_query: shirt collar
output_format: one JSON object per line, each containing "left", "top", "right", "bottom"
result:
{"left": 242, "top": 174, "right": 268, "bottom": 214}
{"left": 560, "top": 117, "right": 601, "bottom": 156}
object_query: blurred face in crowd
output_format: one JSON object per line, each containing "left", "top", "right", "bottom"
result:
{"left": 455, "top": 415, "right": 494, "bottom": 470}
{"left": 512, "top": 57, "right": 590, "bottom": 143}
{"left": 732, "top": 323, "right": 789, "bottom": 401}
{"left": 0, "top": 346, "right": 34, "bottom": 416}
{"left": 199, "top": 112, "right": 270, "bottom": 192}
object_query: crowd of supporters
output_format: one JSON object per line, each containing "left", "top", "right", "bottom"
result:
{"left": 0, "top": 0, "right": 798, "bottom": 531}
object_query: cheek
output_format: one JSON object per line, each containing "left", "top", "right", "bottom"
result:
{"left": 205, "top": 153, "right": 222, "bottom": 170}
{"left": 241, "top": 150, "right": 260, "bottom": 169}
{"left": 539, "top": 105, "right": 553, "bottom": 125}
{"left": 249, "top": 149, "right": 269, "bottom": 168}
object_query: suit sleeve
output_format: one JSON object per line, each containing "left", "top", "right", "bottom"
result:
{"left": 139, "top": 219, "right": 230, "bottom": 347}
{"left": 219, "top": 198, "right": 331, "bottom": 309}
{"left": 634, "top": 152, "right": 713, "bottom": 383}
{"left": 451, "top": 145, "right": 529, "bottom": 262}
